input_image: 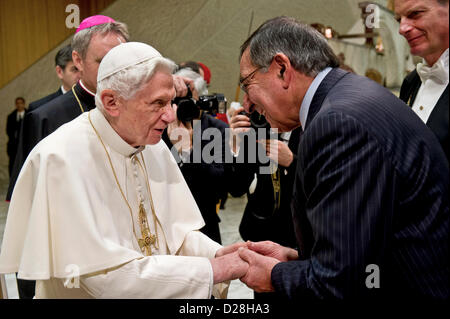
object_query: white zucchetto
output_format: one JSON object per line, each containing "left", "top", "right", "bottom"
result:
{"left": 97, "top": 42, "right": 163, "bottom": 82}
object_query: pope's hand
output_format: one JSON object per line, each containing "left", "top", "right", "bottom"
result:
{"left": 210, "top": 251, "right": 249, "bottom": 284}
{"left": 215, "top": 241, "right": 249, "bottom": 257}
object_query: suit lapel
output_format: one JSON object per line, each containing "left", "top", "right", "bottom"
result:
{"left": 426, "top": 85, "right": 449, "bottom": 160}
{"left": 406, "top": 70, "right": 422, "bottom": 106}
{"left": 292, "top": 68, "right": 348, "bottom": 258}
{"left": 426, "top": 84, "right": 449, "bottom": 125}
{"left": 304, "top": 68, "right": 348, "bottom": 130}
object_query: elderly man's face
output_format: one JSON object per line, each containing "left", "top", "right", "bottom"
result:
{"left": 74, "top": 32, "right": 125, "bottom": 93}
{"left": 116, "top": 68, "right": 176, "bottom": 146}
{"left": 239, "top": 49, "right": 296, "bottom": 132}
{"left": 395, "top": 0, "right": 449, "bottom": 65}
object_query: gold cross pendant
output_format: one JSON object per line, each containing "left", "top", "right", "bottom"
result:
{"left": 137, "top": 202, "right": 158, "bottom": 256}
{"left": 138, "top": 234, "right": 156, "bottom": 255}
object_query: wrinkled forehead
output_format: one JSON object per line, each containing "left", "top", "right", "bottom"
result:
{"left": 395, "top": 0, "right": 437, "bottom": 13}
{"left": 136, "top": 68, "right": 175, "bottom": 97}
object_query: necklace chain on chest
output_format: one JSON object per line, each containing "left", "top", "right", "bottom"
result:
{"left": 88, "top": 111, "right": 159, "bottom": 256}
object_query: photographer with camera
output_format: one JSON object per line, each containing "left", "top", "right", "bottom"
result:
{"left": 162, "top": 68, "right": 234, "bottom": 244}
{"left": 229, "top": 106, "right": 301, "bottom": 299}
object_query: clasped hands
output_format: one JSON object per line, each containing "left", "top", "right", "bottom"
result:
{"left": 211, "top": 241, "right": 298, "bottom": 293}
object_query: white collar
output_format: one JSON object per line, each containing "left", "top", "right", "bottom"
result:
{"left": 79, "top": 80, "right": 96, "bottom": 96}
{"left": 299, "top": 67, "right": 332, "bottom": 130}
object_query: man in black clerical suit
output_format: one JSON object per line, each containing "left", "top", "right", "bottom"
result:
{"left": 6, "top": 97, "right": 27, "bottom": 177}
{"left": 28, "top": 44, "right": 80, "bottom": 111}
{"left": 7, "top": 15, "right": 130, "bottom": 300}
{"left": 395, "top": 0, "right": 449, "bottom": 161}
{"left": 236, "top": 17, "right": 448, "bottom": 300}
{"left": 7, "top": 16, "right": 129, "bottom": 201}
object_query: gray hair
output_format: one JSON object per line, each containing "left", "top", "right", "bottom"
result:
{"left": 175, "top": 68, "right": 209, "bottom": 95}
{"left": 240, "top": 16, "right": 339, "bottom": 77}
{"left": 95, "top": 57, "right": 176, "bottom": 110}
{"left": 72, "top": 22, "right": 129, "bottom": 59}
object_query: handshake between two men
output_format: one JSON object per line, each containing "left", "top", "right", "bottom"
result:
{"left": 211, "top": 241, "right": 299, "bottom": 292}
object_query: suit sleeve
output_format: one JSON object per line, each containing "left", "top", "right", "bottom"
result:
{"left": 272, "top": 111, "right": 396, "bottom": 299}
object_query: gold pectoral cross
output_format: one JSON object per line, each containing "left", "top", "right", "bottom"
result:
{"left": 137, "top": 202, "right": 158, "bottom": 256}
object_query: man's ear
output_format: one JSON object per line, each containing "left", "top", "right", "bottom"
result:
{"left": 72, "top": 50, "right": 83, "bottom": 73}
{"left": 273, "top": 53, "right": 292, "bottom": 89}
{"left": 55, "top": 65, "right": 64, "bottom": 80}
{"left": 101, "top": 90, "right": 121, "bottom": 117}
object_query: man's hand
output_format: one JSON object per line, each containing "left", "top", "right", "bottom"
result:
{"left": 166, "top": 104, "right": 193, "bottom": 153}
{"left": 259, "top": 139, "right": 294, "bottom": 167}
{"left": 172, "top": 75, "right": 199, "bottom": 99}
{"left": 247, "top": 241, "right": 298, "bottom": 262}
{"left": 238, "top": 247, "right": 280, "bottom": 293}
{"left": 210, "top": 251, "right": 249, "bottom": 284}
{"left": 215, "top": 241, "right": 248, "bottom": 257}
{"left": 229, "top": 106, "right": 251, "bottom": 154}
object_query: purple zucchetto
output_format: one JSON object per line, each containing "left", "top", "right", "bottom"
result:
{"left": 76, "top": 15, "right": 115, "bottom": 33}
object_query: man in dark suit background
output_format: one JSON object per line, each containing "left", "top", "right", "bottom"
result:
{"left": 7, "top": 45, "right": 78, "bottom": 203}
{"left": 395, "top": 0, "right": 448, "bottom": 161}
{"left": 235, "top": 16, "right": 448, "bottom": 299}
{"left": 27, "top": 44, "right": 80, "bottom": 111}
{"left": 6, "top": 97, "right": 27, "bottom": 177}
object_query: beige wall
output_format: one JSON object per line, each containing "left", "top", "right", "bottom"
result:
{"left": 0, "top": 0, "right": 373, "bottom": 185}
{"left": 0, "top": 0, "right": 115, "bottom": 89}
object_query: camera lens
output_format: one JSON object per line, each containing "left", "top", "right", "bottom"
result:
{"left": 176, "top": 98, "right": 199, "bottom": 122}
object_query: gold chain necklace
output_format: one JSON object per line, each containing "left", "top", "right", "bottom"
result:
{"left": 88, "top": 111, "right": 159, "bottom": 256}
{"left": 72, "top": 84, "right": 85, "bottom": 113}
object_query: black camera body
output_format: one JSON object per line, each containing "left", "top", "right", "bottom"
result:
{"left": 239, "top": 111, "right": 270, "bottom": 131}
{"left": 239, "top": 111, "right": 272, "bottom": 141}
{"left": 173, "top": 88, "right": 224, "bottom": 122}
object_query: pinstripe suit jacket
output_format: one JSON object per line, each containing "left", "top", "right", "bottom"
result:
{"left": 271, "top": 68, "right": 449, "bottom": 299}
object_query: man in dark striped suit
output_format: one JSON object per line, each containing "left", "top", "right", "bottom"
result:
{"left": 236, "top": 16, "right": 449, "bottom": 299}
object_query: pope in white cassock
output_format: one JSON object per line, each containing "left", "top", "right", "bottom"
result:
{"left": 0, "top": 42, "right": 248, "bottom": 298}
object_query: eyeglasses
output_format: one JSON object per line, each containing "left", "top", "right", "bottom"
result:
{"left": 239, "top": 67, "right": 262, "bottom": 94}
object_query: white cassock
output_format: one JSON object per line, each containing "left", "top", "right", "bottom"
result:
{"left": 0, "top": 107, "right": 228, "bottom": 299}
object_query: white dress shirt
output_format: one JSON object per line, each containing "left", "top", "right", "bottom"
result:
{"left": 412, "top": 49, "right": 449, "bottom": 124}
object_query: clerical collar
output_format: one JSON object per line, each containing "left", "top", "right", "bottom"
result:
{"left": 73, "top": 81, "right": 96, "bottom": 112}
{"left": 299, "top": 67, "right": 332, "bottom": 131}
{"left": 90, "top": 107, "right": 145, "bottom": 157}
{"left": 79, "top": 80, "right": 96, "bottom": 96}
